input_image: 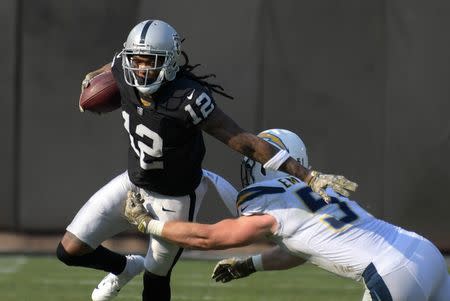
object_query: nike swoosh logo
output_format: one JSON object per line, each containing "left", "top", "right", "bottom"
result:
{"left": 162, "top": 207, "right": 176, "bottom": 213}
{"left": 187, "top": 89, "right": 195, "bottom": 100}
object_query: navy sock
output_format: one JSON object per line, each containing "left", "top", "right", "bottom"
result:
{"left": 56, "top": 242, "right": 126, "bottom": 275}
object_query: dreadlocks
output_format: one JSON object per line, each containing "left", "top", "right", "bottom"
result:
{"left": 178, "top": 51, "right": 234, "bottom": 100}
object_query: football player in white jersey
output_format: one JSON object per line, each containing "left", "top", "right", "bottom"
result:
{"left": 124, "top": 128, "right": 450, "bottom": 301}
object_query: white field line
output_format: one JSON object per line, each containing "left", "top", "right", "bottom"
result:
{"left": 172, "top": 296, "right": 227, "bottom": 300}
{"left": 113, "top": 296, "right": 226, "bottom": 301}
{"left": 272, "top": 283, "right": 359, "bottom": 290}
{"left": 0, "top": 256, "right": 28, "bottom": 274}
{"left": 174, "top": 280, "right": 246, "bottom": 288}
{"left": 34, "top": 278, "right": 237, "bottom": 289}
{"left": 33, "top": 278, "right": 141, "bottom": 286}
{"left": 34, "top": 279, "right": 226, "bottom": 300}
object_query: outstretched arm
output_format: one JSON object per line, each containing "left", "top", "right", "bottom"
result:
{"left": 161, "top": 215, "right": 276, "bottom": 250}
{"left": 123, "top": 191, "right": 276, "bottom": 250}
{"left": 259, "top": 245, "right": 307, "bottom": 270}
{"left": 201, "top": 107, "right": 357, "bottom": 201}
{"left": 201, "top": 107, "right": 310, "bottom": 181}
{"left": 211, "top": 245, "right": 307, "bottom": 283}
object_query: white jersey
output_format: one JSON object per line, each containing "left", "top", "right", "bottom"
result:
{"left": 237, "top": 176, "right": 418, "bottom": 281}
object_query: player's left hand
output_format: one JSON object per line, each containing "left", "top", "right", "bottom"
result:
{"left": 123, "top": 191, "right": 153, "bottom": 233}
{"left": 307, "top": 170, "right": 358, "bottom": 202}
{"left": 211, "top": 257, "right": 256, "bottom": 283}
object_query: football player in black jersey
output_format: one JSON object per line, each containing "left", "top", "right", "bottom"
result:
{"left": 56, "top": 20, "right": 357, "bottom": 301}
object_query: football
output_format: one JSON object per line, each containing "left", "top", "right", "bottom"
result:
{"left": 79, "top": 70, "right": 121, "bottom": 113}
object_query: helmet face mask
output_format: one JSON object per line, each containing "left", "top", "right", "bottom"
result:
{"left": 240, "top": 129, "right": 309, "bottom": 188}
{"left": 122, "top": 20, "right": 181, "bottom": 95}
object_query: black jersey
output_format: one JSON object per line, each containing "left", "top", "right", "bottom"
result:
{"left": 111, "top": 55, "right": 216, "bottom": 196}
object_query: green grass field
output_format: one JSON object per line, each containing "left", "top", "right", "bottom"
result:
{"left": 0, "top": 255, "right": 366, "bottom": 301}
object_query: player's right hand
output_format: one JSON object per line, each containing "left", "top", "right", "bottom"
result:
{"left": 211, "top": 257, "right": 256, "bottom": 283}
{"left": 123, "top": 191, "right": 153, "bottom": 233}
{"left": 81, "top": 71, "right": 101, "bottom": 92}
{"left": 307, "top": 170, "right": 358, "bottom": 202}
{"left": 81, "top": 73, "right": 93, "bottom": 93}
{"left": 81, "top": 63, "right": 113, "bottom": 93}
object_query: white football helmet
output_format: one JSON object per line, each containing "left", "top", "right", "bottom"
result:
{"left": 241, "top": 129, "right": 309, "bottom": 187}
{"left": 122, "top": 20, "right": 181, "bottom": 94}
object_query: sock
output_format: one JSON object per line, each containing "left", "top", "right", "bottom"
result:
{"left": 142, "top": 270, "right": 171, "bottom": 301}
{"left": 56, "top": 242, "right": 126, "bottom": 275}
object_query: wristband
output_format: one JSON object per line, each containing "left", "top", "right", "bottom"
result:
{"left": 251, "top": 254, "right": 264, "bottom": 271}
{"left": 144, "top": 219, "right": 165, "bottom": 236}
{"left": 263, "top": 150, "right": 290, "bottom": 171}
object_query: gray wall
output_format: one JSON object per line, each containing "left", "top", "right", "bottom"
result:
{"left": 0, "top": 0, "right": 18, "bottom": 229}
{"left": 0, "top": 0, "right": 448, "bottom": 249}
{"left": 385, "top": 0, "right": 450, "bottom": 247}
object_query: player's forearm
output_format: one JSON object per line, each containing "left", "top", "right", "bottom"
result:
{"left": 202, "top": 109, "right": 287, "bottom": 168}
{"left": 100, "top": 62, "right": 112, "bottom": 72}
{"left": 212, "top": 246, "right": 307, "bottom": 283}
{"left": 94, "top": 62, "right": 112, "bottom": 75}
{"left": 259, "top": 246, "right": 307, "bottom": 270}
{"left": 85, "top": 62, "right": 112, "bottom": 80}
{"left": 160, "top": 222, "right": 235, "bottom": 250}
{"left": 279, "top": 157, "right": 311, "bottom": 182}
{"left": 231, "top": 135, "right": 311, "bottom": 182}
{"left": 159, "top": 222, "right": 213, "bottom": 249}
{"left": 228, "top": 132, "right": 278, "bottom": 164}
{"left": 158, "top": 218, "right": 263, "bottom": 250}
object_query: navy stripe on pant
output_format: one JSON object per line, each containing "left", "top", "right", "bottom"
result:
{"left": 167, "top": 191, "right": 196, "bottom": 276}
{"left": 362, "top": 263, "right": 393, "bottom": 301}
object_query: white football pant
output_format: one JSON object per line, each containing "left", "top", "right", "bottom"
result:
{"left": 67, "top": 171, "right": 208, "bottom": 276}
{"left": 362, "top": 236, "right": 450, "bottom": 301}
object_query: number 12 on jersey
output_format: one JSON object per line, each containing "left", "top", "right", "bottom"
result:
{"left": 184, "top": 92, "right": 215, "bottom": 125}
{"left": 122, "top": 111, "right": 163, "bottom": 170}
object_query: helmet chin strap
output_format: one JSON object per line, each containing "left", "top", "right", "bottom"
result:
{"left": 137, "top": 84, "right": 160, "bottom": 95}
{"left": 135, "top": 69, "right": 165, "bottom": 95}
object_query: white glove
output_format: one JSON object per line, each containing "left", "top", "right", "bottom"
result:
{"left": 123, "top": 191, "right": 153, "bottom": 233}
{"left": 307, "top": 170, "right": 358, "bottom": 202}
{"left": 211, "top": 257, "right": 256, "bottom": 283}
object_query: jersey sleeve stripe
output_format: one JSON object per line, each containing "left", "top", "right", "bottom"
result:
{"left": 236, "top": 186, "right": 285, "bottom": 207}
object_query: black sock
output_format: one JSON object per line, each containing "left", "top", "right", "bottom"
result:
{"left": 142, "top": 271, "right": 171, "bottom": 301}
{"left": 56, "top": 242, "right": 126, "bottom": 275}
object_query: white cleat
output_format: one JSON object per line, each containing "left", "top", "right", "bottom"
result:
{"left": 91, "top": 255, "right": 144, "bottom": 301}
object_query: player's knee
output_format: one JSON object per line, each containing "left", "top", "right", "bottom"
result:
{"left": 144, "top": 248, "right": 180, "bottom": 276}
{"left": 56, "top": 242, "right": 79, "bottom": 266}
{"left": 144, "top": 259, "right": 167, "bottom": 276}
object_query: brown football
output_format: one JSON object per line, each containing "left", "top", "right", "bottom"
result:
{"left": 79, "top": 70, "right": 121, "bottom": 113}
